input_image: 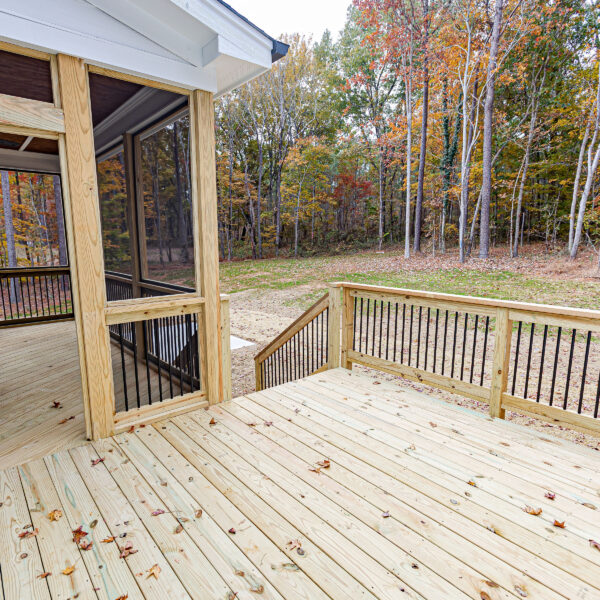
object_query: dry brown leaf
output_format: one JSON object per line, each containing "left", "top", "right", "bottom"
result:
{"left": 195, "top": 509, "right": 203, "bottom": 518}
{"left": 247, "top": 422, "right": 257, "bottom": 427}
{"left": 91, "top": 457, "right": 105, "bottom": 466}
{"left": 151, "top": 509, "right": 165, "bottom": 516}
{"left": 382, "top": 511, "right": 391, "bottom": 518}
{"left": 209, "top": 417, "right": 217, "bottom": 425}
{"left": 147, "top": 564, "right": 161, "bottom": 579}
{"left": 316, "top": 459, "right": 330, "bottom": 469}
{"left": 79, "top": 539, "right": 93, "bottom": 551}
{"left": 544, "top": 492, "right": 556, "bottom": 500}
{"left": 51, "top": 401, "right": 62, "bottom": 409}
{"left": 37, "top": 572, "right": 51, "bottom": 579}
{"left": 467, "top": 480, "right": 477, "bottom": 487}
{"left": 127, "top": 426, "right": 135, "bottom": 434}
{"left": 48, "top": 509, "right": 62, "bottom": 522}
{"left": 514, "top": 585, "right": 528, "bottom": 597}
{"left": 250, "top": 583, "right": 264, "bottom": 593}
{"left": 429, "top": 422, "right": 437, "bottom": 428}
{"left": 119, "top": 540, "right": 138, "bottom": 559}
{"left": 174, "top": 524, "right": 183, "bottom": 534}
{"left": 59, "top": 416, "right": 75, "bottom": 424}
{"left": 553, "top": 520, "right": 566, "bottom": 528}
{"left": 62, "top": 565, "right": 75, "bottom": 576}
{"left": 18, "top": 527, "right": 38, "bottom": 539}
{"left": 480, "top": 592, "right": 491, "bottom": 600}
{"left": 589, "top": 539, "right": 600, "bottom": 551}
{"left": 264, "top": 421, "right": 273, "bottom": 426}
{"left": 72, "top": 526, "right": 88, "bottom": 544}
{"left": 235, "top": 569, "right": 245, "bottom": 577}
{"left": 523, "top": 506, "right": 542, "bottom": 516}
{"left": 101, "top": 537, "right": 115, "bottom": 543}
{"left": 116, "top": 596, "right": 128, "bottom": 600}
{"left": 228, "top": 527, "right": 236, "bottom": 534}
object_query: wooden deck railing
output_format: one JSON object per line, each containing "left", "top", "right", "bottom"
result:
{"left": 254, "top": 292, "right": 330, "bottom": 390}
{"left": 0, "top": 267, "right": 73, "bottom": 326}
{"left": 257, "top": 281, "right": 600, "bottom": 436}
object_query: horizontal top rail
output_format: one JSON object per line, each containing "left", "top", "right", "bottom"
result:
{"left": 104, "top": 293, "right": 204, "bottom": 325}
{"left": 331, "top": 282, "right": 600, "bottom": 322}
{"left": 0, "top": 266, "right": 70, "bottom": 277}
{"left": 255, "top": 293, "right": 329, "bottom": 363}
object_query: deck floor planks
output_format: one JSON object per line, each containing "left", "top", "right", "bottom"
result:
{"left": 212, "top": 401, "right": 516, "bottom": 600}
{"left": 181, "top": 408, "right": 465, "bottom": 600}
{"left": 322, "top": 369, "right": 600, "bottom": 490}
{"left": 299, "top": 376, "right": 600, "bottom": 531}
{"left": 113, "top": 430, "right": 287, "bottom": 600}
{"left": 69, "top": 444, "right": 192, "bottom": 599}
{"left": 1, "top": 367, "right": 599, "bottom": 600}
{"left": 0, "top": 467, "right": 50, "bottom": 600}
{"left": 17, "top": 459, "right": 97, "bottom": 599}
{"left": 224, "top": 397, "right": 565, "bottom": 600}
{"left": 277, "top": 378, "right": 600, "bottom": 570}
{"left": 43, "top": 450, "right": 145, "bottom": 600}
{"left": 250, "top": 385, "right": 598, "bottom": 598}
{"left": 128, "top": 426, "right": 331, "bottom": 600}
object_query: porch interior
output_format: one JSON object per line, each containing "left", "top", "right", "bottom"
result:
{"left": 1, "top": 368, "right": 599, "bottom": 600}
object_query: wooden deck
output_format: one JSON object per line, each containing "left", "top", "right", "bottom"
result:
{"left": 1, "top": 368, "right": 599, "bottom": 599}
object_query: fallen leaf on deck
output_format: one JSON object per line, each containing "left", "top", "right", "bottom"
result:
{"left": 309, "top": 467, "right": 321, "bottom": 474}
{"left": 247, "top": 422, "right": 257, "bottom": 427}
{"left": 382, "top": 511, "right": 390, "bottom": 518}
{"left": 79, "top": 539, "right": 93, "bottom": 551}
{"left": 195, "top": 509, "right": 203, "bottom": 518}
{"left": 228, "top": 527, "right": 236, "bottom": 534}
{"left": 429, "top": 422, "right": 437, "bottom": 428}
{"left": 147, "top": 564, "right": 161, "bottom": 579}
{"left": 51, "top": 401, "right": 62, "bottom": 409}
{"left": 116, "top": 596, "right": 128, "bottom": 600}
{"left": 62, "top": 566, "right": 75, "bottom": 576}
{"left": 544, "top": 492, "right": 555, "bottom": 500}
{"left": 209, "top": 417, "right": 217, "bottom": 425}
{"left": 119, "top": 541, "right": 138, "bottom": 558}
{"left": 316, "top": 459, "right": 330, "bottom": 469}
{"left": 250, "top": 583, "right": 264, "bottom": 593}
{"left": 48, "top": 509, "right": 62, "bottom": 522}
{"left": 373, "top": 381, "right": 381, "bottom": 385}
{"left": 590, "top": 539, "right": 600, "bottom": 551}
{"left": 467, "top": 480, "right": 477, "bottom": 487}
{"left": 174, "top": 524, "right": 183, "bottom": 534}
{"left": 72, "top": 526, "right": 88, "bottom": 544}
{"left": 101, "top": 537, "right": 115, "bottom": 543}
{"left": 523, "top": 506, "right": 542, "bottom": 516}
{"left": 514, "top": 584, "right": 528, "bottom": 597}
{"left": 127, "top": 426, "right": 135, "bottom": 434}
{"left": 59, "top": 416, "right": 75, "bottom": 424}
{"left": 484, "top": 580, "right": 499, "bottom": 588}
{"left": 151, "top": 509, "right": 165, "bottom": 516}
{"left": 91, "top": 457, "right": 105, "bottom": 466}
{"left": 582, "top": 502, "right": 597, "bottom": 510}
{"left": 235, "top": 569, "right": 245, "bottom": 577}
{"left": 480, "top": 592, "right": 491, "bottom": 600}
{"left": 264, "top": 421, "right": 273, "bottom": 426}
{"left": 553, "top": 520, "right": 565, "bottom": 528}
{"left": 18, "top": 527, "right": 38, "bottom": 539}
{"left": 37, "top": 572, "right": 51, "bottom": 579}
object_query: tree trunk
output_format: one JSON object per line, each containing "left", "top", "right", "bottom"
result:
{"left": 53, "top": 175, "right": 68, "bottom": 267}
{"left": 173, "top": 122, "right": 188, "bottom": 263}
{"left": 1, "top": 170, "right": 18, "bottom": 304}
{"left": 479, "top": 0, "right": 504, "bottom": 258}
{"left": 569, "top": 119, "right": 591, "bottom": 253}
{"left": 257, "top": 141, "right": 263, "bottom": 258}
{"left": 405, "top": 91, "right": 413, "bottom": 259}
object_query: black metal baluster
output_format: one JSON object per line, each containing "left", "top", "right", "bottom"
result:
{"left": 563, "top": 329, "right": 577, "bottom": 409}
{"left": 353, "top": 297, "right": 357, "bottom": 351}
{"left": 416, "top": 306, "right": 422, "bottom": 368}
{"left": 393, "top": 303, "right": 399, "bottom": 362}
{"left": 442, "top": 310, "right": 449, "bottom": 376}
{"left": 578, "top": 331, "right": 592, "bottom": 414}
{"left": 523, "top": 323, "right": 535, "bottom": 398}
{"left": 409, "top": 305, "right": 414, "bottom": 366}
{"left": 144, "top": 321, "right": 152, "bottom": 405}
{"left": 372, "top": 300, "right": 377, "bottom": 356}
{"left": 549, "top": 327, "right": 562, "bottom": 406}
{"left": 480, "top": 316, "right": 490, "bottom": 386}
{"left": 450, "top": 312, "right": 458, "bottom": 378}
{"left": 359, "top": 299, "right": 364, "bottom": 353}
{"left": 177, "top": 316, "right": 184, "bottom": 395}
{"left": 470, "top": 314, "right": 478, "bottom": 384}
{"left": 154, "top": 320, "right": 163, "bottom": 401}
{"left": 166, "top": 317, "right": 174, "bottom": 399}
{"left": 131, "top": 318, "right": 141, "bottom": 407}
{"left": 118, "top": 323, "right": 129, "bottom": 411}
{"left": 400, "top": 304, "right": 406, "bottom": 363}
{"left": 594, "top": 369, "right": 600, "bottom": 418}
{"left": 25, "top": 276, "right": 33, "bottom": 317}
{"left": 433, "top": 309, "right": 439, "bottom": 373}
{"left": 536, "top": 325, "right": 548, "bottom": 403}
{"left": 511, "top": 321, "right": 522, "bottom": 395}
{"left": 385, "top": 301, "right": 391, "bottom": 360}
{"left": 186, "top": 314, "right": 194, "bottom": 392}
{"left": 424, "top": 307, "right": 430, "bottom": 370}
{"left": 378, "top": 300, "right": 384, "bottom": 358}
{"left": 460, "top": 313, "right": 468, "bottom": 381}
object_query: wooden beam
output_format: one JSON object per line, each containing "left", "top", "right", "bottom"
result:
{"left": 341, "top": 286, "right": 354, "bottom": 369}
{"left": 489, "top": 307, "right": 512, "bottom": 419}
{"left": 189, "top": 90, "right": 222, "bottom": 405}
{"left": 327, "top": 286, "right": 341, "bottom": 369}
{"left": 0, "top": 40, "right": 51, "bottom": 61}
{"left": 56, "top": 54, "right": 114, "bottom": 439}
{"left": 104, "top": 294, "right": 204, "bottom": 325}
{"left": 0, "top": 93, "right": 64, "bottom": 133}
{"left": 221, "top": 295, "right": 232, "bottom": 402}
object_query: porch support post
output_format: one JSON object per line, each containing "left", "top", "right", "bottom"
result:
{"left": 489, "top": 307, "right": 511, "bottom": 419}
{"left": 55, "top": 53, "right": 114, "bottom": 439}
{"left": 189, "top": 90, "right": 223, "bottom": 404}
{"left": 327, "top": 284, "right": 341, "bottom": 369}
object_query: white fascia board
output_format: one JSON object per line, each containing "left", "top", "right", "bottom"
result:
{"left": 202, "top": 34, "right": 271, "bottom": 70}
{"left": 0, "top": 6, "right": 217, "bottom": 91}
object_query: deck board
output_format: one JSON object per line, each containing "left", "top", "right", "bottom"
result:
{"left": 1, "top": 368, "right": 599, "bottom": 599}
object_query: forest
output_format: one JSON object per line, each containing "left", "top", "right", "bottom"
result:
{"left": 214, "top": 0, "right": 600, "bottom": 264}
{"left": 2, "top": 0, "right": 600, "bottom": 273}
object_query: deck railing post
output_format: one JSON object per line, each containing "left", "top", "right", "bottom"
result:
{"left": 341, "top": 285, "right": 354, "bottom": 369}
{"left": 327, "top": 284, "right": 341, "bottom": 369}
{"left": 489, "top": 307, "right": 512, "bottom": 419}
{"left": 221, "top": 295, "right": 232, "bottom": 402}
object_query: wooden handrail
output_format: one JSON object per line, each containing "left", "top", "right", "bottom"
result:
{"left": 0, "top": 266, "right": 70, "bottom": 277}
{"left": 105, "top": 293, "right": 203, "bottom": 325}
{"left": 255, "top": 293, "right": 329, "bottom": 363}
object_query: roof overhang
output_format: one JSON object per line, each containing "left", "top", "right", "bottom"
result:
{"left": 0, "top": 0, "right": 289, "bottom": 97}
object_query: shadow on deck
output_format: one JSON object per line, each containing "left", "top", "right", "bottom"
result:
{"left": 1, "top": 368, "right": 599, "bottom": 599}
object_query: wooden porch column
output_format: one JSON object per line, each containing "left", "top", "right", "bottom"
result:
{"left": 189, "top": 90, "right": 223, "bottom": 404}
{"left": 489, "top": 307, "right": 511, "bottom": 419}
{"left": 55, "top": 54, "right": 114, "bottom": 439}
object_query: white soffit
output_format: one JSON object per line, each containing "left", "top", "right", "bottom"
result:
{"left": 0, "top": 0, "right": 277, "bottom": 95}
